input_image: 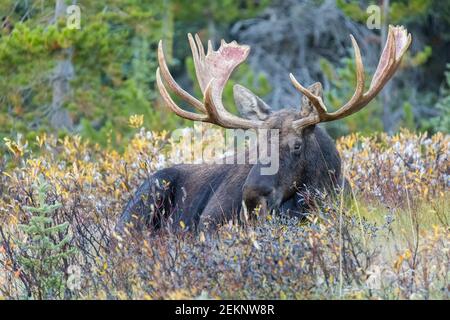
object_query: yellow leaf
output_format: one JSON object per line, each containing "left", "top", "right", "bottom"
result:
{"left": 404, "top": 249, "right": 412, "bottom": 260}
{"left": 129, "top": 114, "right": 144, "bottom": 128}
{"left": 2, "top": 172, "right": 12, "bottom": 179}
{"left": 394, "top": 255, "right": 404, "bottom": 272}
{"left": 117, "top": 291, "right": 127, "bottom": 300}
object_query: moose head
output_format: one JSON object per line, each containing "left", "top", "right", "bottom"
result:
{"left": 118, "top": 26, "right": 411, "bottom": 232}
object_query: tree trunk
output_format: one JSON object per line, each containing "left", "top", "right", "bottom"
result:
{"left": 50, "top": 0, "right": 74, "bottom": 130}
{"left": 162, "top": 0, "right": 174, "bottom": 63}
{"left": 207, "top": 13, "right": 217, "bottom": 46}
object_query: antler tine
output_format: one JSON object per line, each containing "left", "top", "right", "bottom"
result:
{"left": 338, "top": 35, "right": 366, "bottom": 108}
{"left": 207, "top": 40, "right": 213, "bottom": 55}
{"left": 156, "top": 68, "right": 208, "bottom": 121}
{"left": 188, "top": 33, "right": 209, "bottom": 94}
{"left": 158, "top": 40, "right": 205, "bottom": 112}
{"left": 320, "top": 33, "right": 366, "bottom": 119}
{"left": 292, "top": 25, "right": 411, "bottom": 130}
{"left": 355, "top": 31, "right": 396, "bottom": 109}
{"left": 195, "top": 34, "right": 206, "bottom": 61}
{"left": 362, "top": 26, "right": 410, "bottom": 102}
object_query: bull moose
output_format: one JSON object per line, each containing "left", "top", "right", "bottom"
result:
{"left": 117, "top": 25, "right": 411, "bottom": 233}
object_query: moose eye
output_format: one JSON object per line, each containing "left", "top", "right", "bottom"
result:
{"left": 292, "top": 141, "right": 302, "bottom": 155}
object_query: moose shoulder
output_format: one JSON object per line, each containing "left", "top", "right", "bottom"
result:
{"left": 117, "top": 26, "right": 411, "bottom": 233}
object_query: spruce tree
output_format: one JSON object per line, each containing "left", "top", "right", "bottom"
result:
{"left": 18, "top": 176, "right": 75, "bottom": 299}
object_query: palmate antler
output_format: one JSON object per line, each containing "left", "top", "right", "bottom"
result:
{"left": 156, "top": 34, "right": 263, "bottom": 129}
{"left": 290, "top": 25, "right": 412, "bottom": 130}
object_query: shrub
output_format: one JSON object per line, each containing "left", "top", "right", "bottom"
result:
{"left": 0, "top": 128, "right": 448, "bottom": 299}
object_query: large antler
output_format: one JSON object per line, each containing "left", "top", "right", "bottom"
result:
{"left": 290, "top": 25, "right": 412, "bottom": 130}
{"left": 156, "top": 34, "right": 263, "bottom": 129}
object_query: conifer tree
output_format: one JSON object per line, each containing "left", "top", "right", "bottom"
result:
{"left": 18, "top": 176, "right": 75, "bottom": 299}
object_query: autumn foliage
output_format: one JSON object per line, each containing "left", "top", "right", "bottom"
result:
{"left": 0, "top": 129, "right": 448, "bottom": 299}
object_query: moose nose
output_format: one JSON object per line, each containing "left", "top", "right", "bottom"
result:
{"left": 242, "top": 184, "right": 274, "bottom": 217}
{"left": 243, "top": 184, "right": 273, "bottom": 200}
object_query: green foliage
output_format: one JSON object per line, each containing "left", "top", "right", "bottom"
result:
{"left": 173, "top": 0, "right": 270, "bottom": 25}
{"left": 17, "top": 176, "right": 75, "bottom": 299}
{"left": 411, "top": 45, "right": 432, "bottom": 66}
{"left": 428, "top": 64, "right": 450, "bottom": 133}
{"left": 336, "top": 0, "right": 370, "bottom": 23}
{"left": 337, "top": 0, "right": 432, "bottom": 24}
{"left": 390, "top": 0, "right": 432, "bottom": 24}
{"left": 0, "top": 1, "right": 175, "bottom": 148}
{"left": 401, "top": 102, "right": 415, "bottom": 130}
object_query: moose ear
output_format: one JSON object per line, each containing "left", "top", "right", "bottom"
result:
{"left": 307, "top": 82, "right": 323, "bottom": 97}
{"left": 301, "top": 82, "right": 323, "bottom": 105}
{"left": 300, "top": 82, "right": 323, "bottom": 118}
{"left": 233, "top": 84, "right": 272, "bottom": 121}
